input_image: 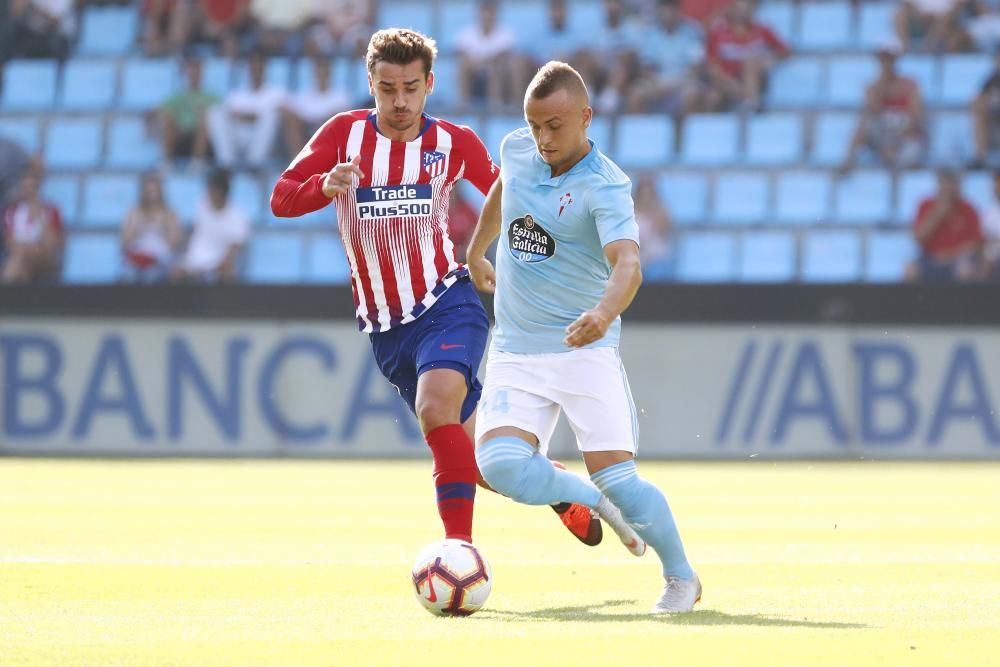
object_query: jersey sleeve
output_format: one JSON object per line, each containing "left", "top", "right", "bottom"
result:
{"left": 588, "top": 179, "right": 641, "bottom": 248}
{"left": 458, "top": 126, "right": 499, "bottom": 195}
{"left": 270, "top": 115, "right": 344, "bottom": 217}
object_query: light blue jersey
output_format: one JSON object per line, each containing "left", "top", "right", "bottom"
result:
{"left": 492, "top": 127, "right": 640, "bottom": 354}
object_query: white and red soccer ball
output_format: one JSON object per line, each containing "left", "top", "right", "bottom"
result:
{"left": 411, "top": 539, "right": 492, "bottom": 616}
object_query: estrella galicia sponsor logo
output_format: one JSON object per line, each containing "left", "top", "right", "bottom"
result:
{"left": 508, "top": 213, "right": 556, "bottom": 263}
{"left": 355, "top": 184, "right": 432, "bottom": 220}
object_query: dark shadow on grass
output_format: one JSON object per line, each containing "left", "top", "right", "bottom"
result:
{"left": 479, "top": 599, "right": 868, "bottom": 628}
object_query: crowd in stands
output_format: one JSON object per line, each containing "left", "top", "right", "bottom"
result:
{"left": 2, "top": 0, "right": 1000, "bottom": 285}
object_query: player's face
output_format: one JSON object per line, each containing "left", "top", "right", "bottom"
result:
{"left": 369, "top": 60, "right": 434, "bottom": 139}
{"left": 524, "top": 88, "right": 592, "bottom": 175}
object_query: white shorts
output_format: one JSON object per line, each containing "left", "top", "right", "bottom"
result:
{"left": 474, "top": 347, "right": 639, "bottom": 455}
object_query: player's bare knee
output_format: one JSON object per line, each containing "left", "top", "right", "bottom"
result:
{"left": 415, "top": 398, "right": 462, "bottom": 434}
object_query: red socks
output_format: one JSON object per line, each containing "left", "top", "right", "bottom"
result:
{"left": 426, "top": 424, "right": 478, "bottom": 543}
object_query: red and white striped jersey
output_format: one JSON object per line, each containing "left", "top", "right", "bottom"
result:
{"left": 271, "top": 110, "right": 498, "bottom": 332}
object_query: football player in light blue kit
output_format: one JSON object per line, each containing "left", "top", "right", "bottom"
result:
{"left": 466, "top": 61, "right": 700, "bottom": 613}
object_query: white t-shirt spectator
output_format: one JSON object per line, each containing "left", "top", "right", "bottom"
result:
{"left": 183, "top": 199, "right": 250, "bottom": 273}
{"left": 288, "top": 87, "right": 351, "bottom": 124}
{"left": 907, "top": 0, "right": 958, "bottom": 14}
{"left": 225, "top": 85, "right": 286, "bottom": 117}
{"left": 456, "top": 24, "right": 516, "bottom": 64}
{"left": 251, "top": 0, "right": 316, "bottom": 30}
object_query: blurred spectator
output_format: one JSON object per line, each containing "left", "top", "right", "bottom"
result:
{"left": 525, "top": 0, "right": 582, "bottom": 67}
{"left": 682, "top": 0, "right": 733, "bottom": 27}
{"left": 0, "top": 137, "right": 36, "bottom": 206}
{"left": 972, "top": 50, "right": 1000, "bottom": 167}
{"left": 896, "top": 0, "right": 970, "bottom": 52}
{"left": 977, "top": 169, "right": 1000, "bottom": 279}
{"left": 705, "top": 0, "right": 790, "bottom": 112}
{"left": 447, "top": 187, "right": 479, "bottom": 263}
{"left": 964, "top": 0, "right": 1000, "bottom": 51}
{"left": 143, "top": 0, "right": 190, "bottom": 57}
{"left": 2, "top": 173, "right": 64, "bottom": 284}
{"left": 159, "top": 57, "right": 216, "bottom": 167}
{"left": 841, "top": 41, "right": 926, "bottom": 173}
{"left": 121, "top": 172, "right": 182, "bottom": 282}
{"left": 627, "top": 0, "right": 707, "bottom": 122}
{"left": 248, "top": 0, "right": 314, "bottom": 57}
{"left": 207, "top": 53, "right": 285, "bottom": 170}
{"left": 907, "top": 170, "right": 984, "bottom": 282}
{"left": 581, "top": 0, "right": 643, "bottom": 114}
{"left": 7, "top": 0, "right": 76, "bottom": 60}
{"left": 305, "top": 0, "right": 372, "bottom": 58}
{"left": 281, "top": 56, "right": 350, "bottom": 160}
{"left": 188, "top": 0, "right": 253, "bottom": 58}
{"left": 633, "top": 173, "right": 674, "bottom": 281}
{"left": 456, "top": 0, "right": 518, "bottom": 110}
{"left": 172, "top": 169, "right": 249, "bottom": 283}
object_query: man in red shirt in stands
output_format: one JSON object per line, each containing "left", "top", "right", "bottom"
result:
{"left": 705, "top": 0, "right": 789, "bottom": 111}
{"left": 908, "top": 170, "right": 985, "bottom": 283}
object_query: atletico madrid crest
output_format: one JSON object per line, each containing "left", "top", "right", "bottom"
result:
{"left": 422, "top": 150, "right": 447, "bottom": 178}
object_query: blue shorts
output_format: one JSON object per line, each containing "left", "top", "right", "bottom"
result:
{"left": 369, "top": 278, "right": 489, "bottom": 423}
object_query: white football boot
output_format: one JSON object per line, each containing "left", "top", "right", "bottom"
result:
{"left": 595, "top": 496, "right": 646, "bottom": 557}
{"left": 652, "top": 573, "right": 702, "bottom": 614}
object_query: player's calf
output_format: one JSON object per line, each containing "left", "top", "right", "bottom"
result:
{"left": 476, "top": 436, "right": 602, "bottom": 508}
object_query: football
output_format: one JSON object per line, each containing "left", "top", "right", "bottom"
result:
{"left": 411, "top": 539, "right": 492, "bottom": 616}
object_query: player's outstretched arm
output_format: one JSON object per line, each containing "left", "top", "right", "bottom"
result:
{"left": 466, "top": 178, "right": 503, "bottom": 294}
{"left": 270, "top": 120, "right": 364, "bottom": 218}
{"left": 564, "top": 239, "right": 642, "bottom": 348}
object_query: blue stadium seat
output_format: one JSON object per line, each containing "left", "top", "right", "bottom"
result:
{"left": 120, "top": 59, "right": 178, "bottom": 110}
{"left": 41, "top": 175, "right": 81, "bottom": 226}
{"left": 60, "top": 60, "right": 117, "bottom": 110}
{"left": 352, "top": 60, "right": 375, "bottom": 106}
{"left": 1, "top": 60, "right": 58, "bottom": 110}
{"left": 827, "top": 56, "right": 878, "bottom": 107}
{"left": 377, "top": 1, "right": 436, "bottom": 36}
{"left": 77, "top": 6, "right": 138, "bottom": 56}
{"left": 857, "top": 2, "right": 895, "bottom": 49}
{"left": 0, "top": 117, "right": 41, "bottom": 153}
{"left": 746, "top": 113, "right": 802, "bottom": 165}
{"left": 44, "top": 118, "right": 103, "bottom": 170}
{"left": 811, "top": 112, "right": 857, "bottom": 166}
{"left": 202, "top": 58, "right": 233, "bottom": 98}
{"left": 757, "top": 2, "right": 796, "bottom": 43}
{"left": 305, "top": 233, "right": 351, "bottom": 283}
{"left": 834, "top": 170, "right": 892, "bottom": 224}
{"left": 866, "top": 232, "right": 915, "bottom": 282}
{"left": 895, "top": 170, "right": 936, "bottom": 224}
{"left": 235, "top": 57, "right": 292, "bottom": 90}
{"left": 676, "top": 232, "right": 736, "bottom": 282}
{"left": 713, "top": 172, "right": 770, "bottom": 224}
{"left": 614, "top": 115, "right": 673, "bottom": 168}
{"left": 739, "top": 231, "right": 796, "bottom": 282}
{"left": 165, "top": 173, "right": 202, "bottom": 224}
{"left": 657, "top": 172, "right": 708, "bottom": 225}
{"left": 500, "top": 1, "right": 548, "bottom": 50}
{"left": 106, "top": 116, "right": 160, "bottom": 169}
{"left": 798, "top": 1, "right": 853, "bottom": 51}
{"left": 768, "top": 57, "right": 824, "bottom": 108}
{"left": 485, "top": 116, "right": 525, "bottom": 158}
{"left": 681, "top": 114, "right": 739, "bottom": 165}
{"left": 567, "top": 0, "right": 603, "bottom": 36}
{"left": 246, "top": 233, "right": 305, "bottom": 283}
{"left": 963, "top": 171, "right": 993, "bottom": 212}
{"left": 774, "top": 170, "right": 832, "bottom": 224}
{"left": 439, "top": 1, "right": 477, "bottom": 54}
{"left": 231, "top": 173, "right": 263, "bottom": 225}
{"left": 898, "top": 55, "right": 939, "bottom": 107}
{"left": 63, "top": 233, "right": 121, "bottom": 283}
{"left": 294, "top": 57, "right": 352, "bottom": 92}
{"left": 940, "top": 54, "right": 992, "bottom": 106}
{"left": 82, "top": 174, "right": 139, "bottom": 227}
{"left": 427, "top": 56, "right": 459, "bottom": 110}
{"left": 802, "top": 231, "right": 862, "bottom": 281}
{"left": 588, "top": 116, "right": 611, "bottom": 155}
{"left": 930, "top": 112, "right": 974, "bottom": 165}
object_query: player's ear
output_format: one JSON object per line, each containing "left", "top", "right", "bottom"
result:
{"left": 582, "top": 106, "right": 592, "bottom": 129}
{"left": 367, "top": 71, "right": 374, "bottom": 97}
{"left": 426, "top": 70, "right": 435, "bottom": 96}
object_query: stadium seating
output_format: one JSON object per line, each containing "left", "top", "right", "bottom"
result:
{"left": 232, "top": 173, "right": 264, "bottom": 224}
{"left": 940, "top": 54, "right": 992, "bottom": 106}
{"left": 44, "top": 118, "right": 103, "bottom": 170}
{"left": 294, "top": 57, "right": 353, "bottom": 93}
{"left": 305, "top": 234, "right": 352, "bottom": 283}
{"left": 811, "top": 112, "right": 857, "bottom": 166}
{"left": 768, "top": 57, "right": 824, "bottom": 108}
{"left": 378, "top": 1, "right": 437, "bottom": 40}
{"left": 0, "top": 117, "right": 41, "bottom": 153}
{"left": 41, "top": 175, "right": 81, "bottom": 225}
{"left": 485, "top": 115, "right": 525, "bottom": 157}
{"left": 757, "top": 1, "right": 796, "bottom": 43}
{"left": 120, "top": 59, "right": 178, "bottom": 110}
{"left": 745, "top": 113, "right": 803, "bottom": 165}
{"left": 930, "top": 112, "right": 974, "bottom": 165}
{"left": 614, "top": 115, "right": 673, "bottom": 169}
{"left": 676, "top": 232, "right": 736, "bottom": 282}
{"left": 234, "top": 58, "right": 293, "bottom": 90}
{"left": 827, "top": 56, "right": 878, "bottom": 107}
{"left": 739, "top": 231, "right": 797, "bottom": 282}
{"left": 834, "top": 170, "right": 892, "bottom": 224}
{"left": 439, "top": 1, "right": 477, "bottom": 54}
{"left": 59, "top": 59, "right": 118, "bottom": 111}
{"left": 63, "top": 233, "right": 121, "bottom": 283}
{"left": 428, "top": 56, "right": 459, "bottom": 110}
{"left": 898, "top": 55, "right": 939, "bottom": 106}
{"left": 201, "top": 58, "right": 234, "bottom": 98}
{"left": 963, "top": 171, "right": 993, "bottom": 212}
{"left": 857, "top": 2, "right": 895, "bottom": 49}
{"left": 866, "top": 231, "right": 914, "bottom": 282}
{"left": 164, "top": 173, "right": 202, "bottom": 224}
{"left": 77, "top": 6, "right": 138, "bottom": 56}
{"left": 681, "top": 114, "right": 740, "bottom": 166}
{"left": 895, "top": 170, "right": 936, "bottom": 224}
{"left": 1, "top": 60, "right": 58, "bottom": 110}
{"left": 774, "top": 170, "right": 832, "bottom": 225}
{"left": 713, "top": 172, "right": 770, "bottom": 224}
{"left": 246, "top": 233, "right": 306, "bottom": 283}
{"left": 106, "top": 116, "right": 160, "bottom": 170}
{"left": 798, "top": 1, "right": 854, "bottom": 51}
{"left": 801, "top": 231, "right": 862, "bottom": 281}
{"left": 82, "top": 173, "right": 139, "bottom": 227}
{"left": 657, "top": 172, "right": 708, "bottom": 225}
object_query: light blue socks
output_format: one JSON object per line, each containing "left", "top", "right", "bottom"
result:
{"left": 591, "top": 460, "right": 694, "bottom": 580}
{"left": 476, "top": 436, "right": 602, "bottom": 507}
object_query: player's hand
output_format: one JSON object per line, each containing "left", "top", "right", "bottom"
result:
{"left": 322, "top": 154, "right": 364, "bottom": 198}
{"left": 468, "top": 255, "right": 497, "bottom": 294}
{"left": 564, "top": 308, "right": 613, "bottom": 348}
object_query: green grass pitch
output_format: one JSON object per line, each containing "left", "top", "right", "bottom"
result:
{"left": 1, "top": 459, "right": 997, "bottom": 666}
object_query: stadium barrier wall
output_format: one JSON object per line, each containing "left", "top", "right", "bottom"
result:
{"left": 1, "top": 285, "right": 998, "bottom": 459}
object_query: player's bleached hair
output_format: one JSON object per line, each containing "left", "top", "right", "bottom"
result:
{"left": 366, "top": 28, "right": 438, "bottom": 77}
{"left": 525, "top": 61, "right": 589, "bottom": 104}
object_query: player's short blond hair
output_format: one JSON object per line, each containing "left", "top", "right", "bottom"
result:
{"left": 525, "top": 61, "right": 589, "bottom": 103}
{"left": 366, "top": 28, "right": 438, "bottom": 78}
